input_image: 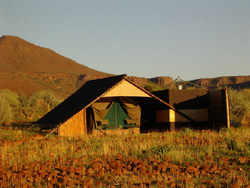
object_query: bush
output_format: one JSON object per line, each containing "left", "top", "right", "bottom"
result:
{"left": 30, "top": 90, "right": 61, "bottom": 112}
{"left": 144, "top": 81, "right": 163, "bottom": 92}
{"left": 0, "top": 89, "right": 20, "bottom": 107}
{"left": 0, "top": 97, "right": 13, "bottom": 123}
{"left": 241, "top": 113, "right": 250, "bottom": 127}
{"left": 228, "top": 88, "right": 250, "bottom": 122}
{"left": 18, "top": 92, "right": 30, "bottom": 107}
{"left": 0, "top": 89, "right": 62, "bottom": 122}
{"left": 150, "top": 144, "right": 171, "bottom": 158}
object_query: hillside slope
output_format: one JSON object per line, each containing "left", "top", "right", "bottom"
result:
{"left": 0, "top": 35, "right": 111, "bottom": 98}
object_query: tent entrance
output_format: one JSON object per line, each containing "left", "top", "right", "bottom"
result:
{"left": 103, "top": 99, "right": 131, "bottom": 129}
{"left": 92, "top": 97, "right": 141, "bottom": 130}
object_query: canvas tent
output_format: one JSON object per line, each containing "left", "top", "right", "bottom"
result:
{"left": 33, "top": 74, "right": 191, "bottom": 136}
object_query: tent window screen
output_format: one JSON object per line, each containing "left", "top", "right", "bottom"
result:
{"left": 92, "top": 97, "right": 141, "bottom": 130}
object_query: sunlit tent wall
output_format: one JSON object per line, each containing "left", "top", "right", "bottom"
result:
{"left": 152, "top": 88, "right": 230, "bottom": 131}
{"left": 34, "top": 75, "right": 182, "bottom": 136}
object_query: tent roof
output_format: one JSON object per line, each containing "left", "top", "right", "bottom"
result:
{"left": 36, "top": 74, "right": 169, "bottom": 129}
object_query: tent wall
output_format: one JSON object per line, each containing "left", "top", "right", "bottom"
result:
{"left": 154, "top": 89, "right": 209, "bottom": 130}
{"left": 140, "top": 99, "right": 170, "bottom": 132}
{"left": 103, "top": 80, "right": 151, "bottom": 97}
{"left": 58, "top": 108, "right": 87, "bottom": 136}
{"left": 153, "top": 88, "right": 230, "bottom": 130}
{"left": 208, "top": 88, "right": 230, "bottom": 129}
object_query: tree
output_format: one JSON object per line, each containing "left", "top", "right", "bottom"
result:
{"left": 0, "top": 89, "right": 20, "bottom": 107}
{"left": 30, "top": 90, "right": 61, "bottom": 112}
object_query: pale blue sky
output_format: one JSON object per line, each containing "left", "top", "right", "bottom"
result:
{"left": 1, "top": 0, "right": 250, "bottom": 80}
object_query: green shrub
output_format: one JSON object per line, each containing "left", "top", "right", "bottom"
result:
{"left": 150, "top": 144, "right": 171, "bottom": 158}
{"left": 0, "top": 89, "right": 62, "bottom": 122}
{"left": 0, "top": 97, "right": 13, "bottom": 123}
{"left": 144, "top": 81, "right": 163, "bottom": 92}
{"left": 30, "top": 90, "right": 61, "bottom": 112}
{"left": 18, "top": 92, "right": 30, "bottom": 107}
{"left": 228, "top": 88, "right": 250, "bottom": 122}
{"left": 0, "top": 89, "right": 20, "bottom": 107}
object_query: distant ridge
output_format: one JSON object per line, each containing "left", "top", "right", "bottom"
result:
{"left": 189, "top": 76, "right": 250, "bottom": 89}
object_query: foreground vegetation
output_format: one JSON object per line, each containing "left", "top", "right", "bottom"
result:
{"left": 228, "top": 88, "right": 250, "bottom": 123}
{"left": 1, "top": 87, "right": 250, "bottom": 187}
{"left": 1, "top": 126, "right": 250, "bottom": 187}
{"left": 0, "top": 89, "right": 61, "bottom": 123}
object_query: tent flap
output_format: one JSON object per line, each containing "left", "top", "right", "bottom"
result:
{"left": 120, "top": 97, "right": 141, "bottom": 126}
{"left": 92, "top": 97, "right": 141, "bottom": 130}
{"left": 92, "top": 98, "right": 114, "bottom": 122}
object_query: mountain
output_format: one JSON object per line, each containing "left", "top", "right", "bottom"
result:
{"left": 0, "top": 35, "right": 249, "bottom": 99}
{"left": 0, "top": 35, "right": 111, "bottom": 98}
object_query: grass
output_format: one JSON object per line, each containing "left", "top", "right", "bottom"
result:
{"left": 0, "top": 126, "right": 250, "bottom": 187}
{"left": 1, "top": 126, "right": 250, "bottom": 165}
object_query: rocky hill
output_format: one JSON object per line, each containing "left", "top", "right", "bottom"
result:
{"left": 0, "top": 35, "right": 111, "bottom": 98}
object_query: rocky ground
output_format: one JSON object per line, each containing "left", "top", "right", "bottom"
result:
{"left": 0, "top": 126, "right": 250, "bottom": 187}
